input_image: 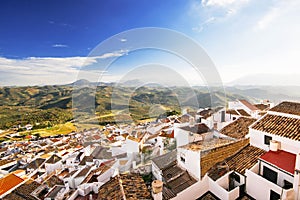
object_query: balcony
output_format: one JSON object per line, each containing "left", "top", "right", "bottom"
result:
{"left": 245, "top": 163, "right": 295, "bottom": 200}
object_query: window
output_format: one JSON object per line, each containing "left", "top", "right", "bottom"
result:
{"left": 180, "top": 153, "right": 186, "bottom": 163}
{"left": 264, "top": 135, "right": 272, "bottom": 145}
{"left": 180, "top": 156, "right": 185, "bottom": 163}
{"left": 263, "top": 166, "right": 278, "bottom": 184}
{"left": 233, "top": 117, "right": 236, "bottom": 120}
{"left": 221, "top": 111, "right": 225, "bottom": 122}
{"left": 270, "top": 190, "right": 280, "bottom": 200}
{"left": 283, "top": 180, "right": 293, "bottom": 189}
{"left": 231, "top": 172, "right": 240, "bottom": 183}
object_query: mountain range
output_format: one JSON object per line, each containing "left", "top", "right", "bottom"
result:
{"left": 0, "top": 79, "right": 299, "bottom": 129}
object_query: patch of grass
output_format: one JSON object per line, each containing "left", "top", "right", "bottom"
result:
{"left": 21, "top": 122, "right": 77, "bottom": 137}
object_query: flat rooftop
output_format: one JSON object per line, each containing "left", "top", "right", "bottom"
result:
{"left": 260, "top": 150, "right": 296, "bottom": 175}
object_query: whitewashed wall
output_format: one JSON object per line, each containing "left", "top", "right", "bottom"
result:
{"left": 177, "top": 148, "right": 200, "bottom": 180}
{"left": 249, "top": 128, "right": 300, "bottom": 154}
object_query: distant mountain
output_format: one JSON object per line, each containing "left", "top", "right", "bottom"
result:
{"left": 228, "top": 73, "right": 300, "bottom": 87}
{"left": 71, "top": 79, "right": 113, "bottom": 87}
{"left": 1, "top": 80, "right": 299, "bottom": 128}
{"left": 225, "top": 86, "right": 300, "bottom": 104}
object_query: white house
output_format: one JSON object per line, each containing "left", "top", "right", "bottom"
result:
{"left": 174, "top": 123, "right": 212, "bottom": 147}
{"left": 44, "top": 155, "right": 62, "bottom": 174}
{"left": 228, "top": 99, "right": 259, "bottom": 118}
{"left": 124, "top": 135, "right": 143, "bottom": 153}
{"left": 247, "top": 101, "right": 300, "bottom": 200}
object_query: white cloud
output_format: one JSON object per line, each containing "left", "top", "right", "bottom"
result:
{"left": 201, "top": 0, "right": 248, "bottom": 7}
{"left": 52, "top": 44, "right": 68, "bottom": 48}
{"left": 119, "top": 38, "right": 127, "bottom": 42}
{"left": 96, "top": 49, "right": 128, "bottom": 59}
{"left": 0, "top": 50, "right": 128, "bottom": 86}
{"left": 255, "top": 0, "right": 300, "bottom": 31}
{"left": 190, "top": 0, "right": 249, "bottom": 32}
{"left": 192, "top": 17, "right": 216, "bottom": 32}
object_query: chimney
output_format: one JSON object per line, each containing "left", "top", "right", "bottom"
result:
{"left": 152, "top": 180, "right": 163, "bottom": 200}
{"left": 132, "top": 161, "right": 137, "bottom": 169}
{"left": 189, "top": 117, "right": 195, "bottom": 127}
{"left": 269, "top": 140, "right": 279, "bottom": 151}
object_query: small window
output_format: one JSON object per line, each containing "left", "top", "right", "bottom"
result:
{"left": 233, "top": 117, "right": 236, "bottom": 120}
{"left": 180, "top": 153, "right": 186, "bottom": 163}
{"left": 180, "top": 156, "right": 185, "bottom": 163}
{"left": 264, "top": 135, "right": 272, "bottom": 145}
{"left": 231, "top": 172, "right": 240, "bottom": 183}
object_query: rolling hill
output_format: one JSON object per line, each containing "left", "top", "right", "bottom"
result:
{"left": 1, "top": 79, "right": 298, "bottom": 129}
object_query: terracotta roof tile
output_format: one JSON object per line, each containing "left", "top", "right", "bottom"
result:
{"left": 208, "top": 145, "right": 265, "bottom": 180}
{"left": 197, "top": 109, "right": 213, "bottom": 119}
{"left": 254, "top": 104, "right": 270, "bottom": 111}
{"left": 161, "top": 163, "right": 197, "bottom": 195}
{"left": 45, "top": 154, "right": 61, "bottom": 164}
{"left": 220, "top": 117, "right": 256, "bottom": 139}
{"left": 127, "top": 135, "right": 142, "bottom": 143}
{"left": 44, "top": 175, "right": 63, "bottom": 188}
{"left": 179, "top": 123, "right": 210, "bottom": 134}
{"left": 180, "top": 138, "right": 235, "bottom": 152}
{"left": 97, "top": 174, "right": 151, "bottom": 200}
{"left": 3, "top": 180, "right": 41, "bottom": 200}
{"left": 226, "top": 109, "right": 239, "bottom": 115}
{"left": 251, "top": 114, "right": 300, "bottom": 140}
{"left": 0, "top": 173, "right": 24, "bottom": 195}
{"left": 269, "top": 101, "right": 300, "bottom": 116}
{"left": 239, "top": 99, "right": 258, "bottom": 111}
{"left": 200, "top": 139, "right": 250, "bottom": 177}
{"left": 152, "top": 150, "right": 177, "bottom": 170}
{"left": 237, "top": 109, "right": 251, "bottom": 117}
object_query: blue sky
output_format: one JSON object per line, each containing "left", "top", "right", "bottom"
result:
{"left": 0, "top": 0, "right": 300, "bottom": 86}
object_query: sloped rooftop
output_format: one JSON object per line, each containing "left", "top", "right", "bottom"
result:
{"left": 97, "top": 174, "right": 151, "bottom": 200}
{"left": 163, "top": 163, "right": 197, "bottom": 195}
{"left": 269, "top": 101, "right": 300, "bottom": 116}
{"left": 226, "top": 109, "right": 239, "bottom": 115}
{"left": 0, "top": 173, "right": 24, "bottom": 196}
{"left": 208, "top": 145, "right": 265, "bottom": 180}
{"left": 3, "top": 180, "right": 41, "bottom": 200}
{"left": 237, "top": 109, "right": 251, "bottom": 117}
{"left": 152, "top": 150, "right": 177, "bottom": 170}
{"left": 45, "top": 154, "right": 61, "bottom": 164}
{"left": 179, "top": 137, "right": 236, "bottom": 152}
{"left": 27, "top": 158, "right": 45, "bottom": 170}
{"left": 251, "top": 114, "right": 300, "bottom": 140}
{"left": 91, "top": 146, "right": 112, "bottom": 160}
{"left": 254, "top": 103, "right": 270, "bottom": 111}
{"left": 239, "top": 99, "right": 258, "bottom": 111}
{"left": 220, "top": 117, "right": 256, "bottom": 139}
{"left": 179, "top": 123, "right": 210, "bottom": 134}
